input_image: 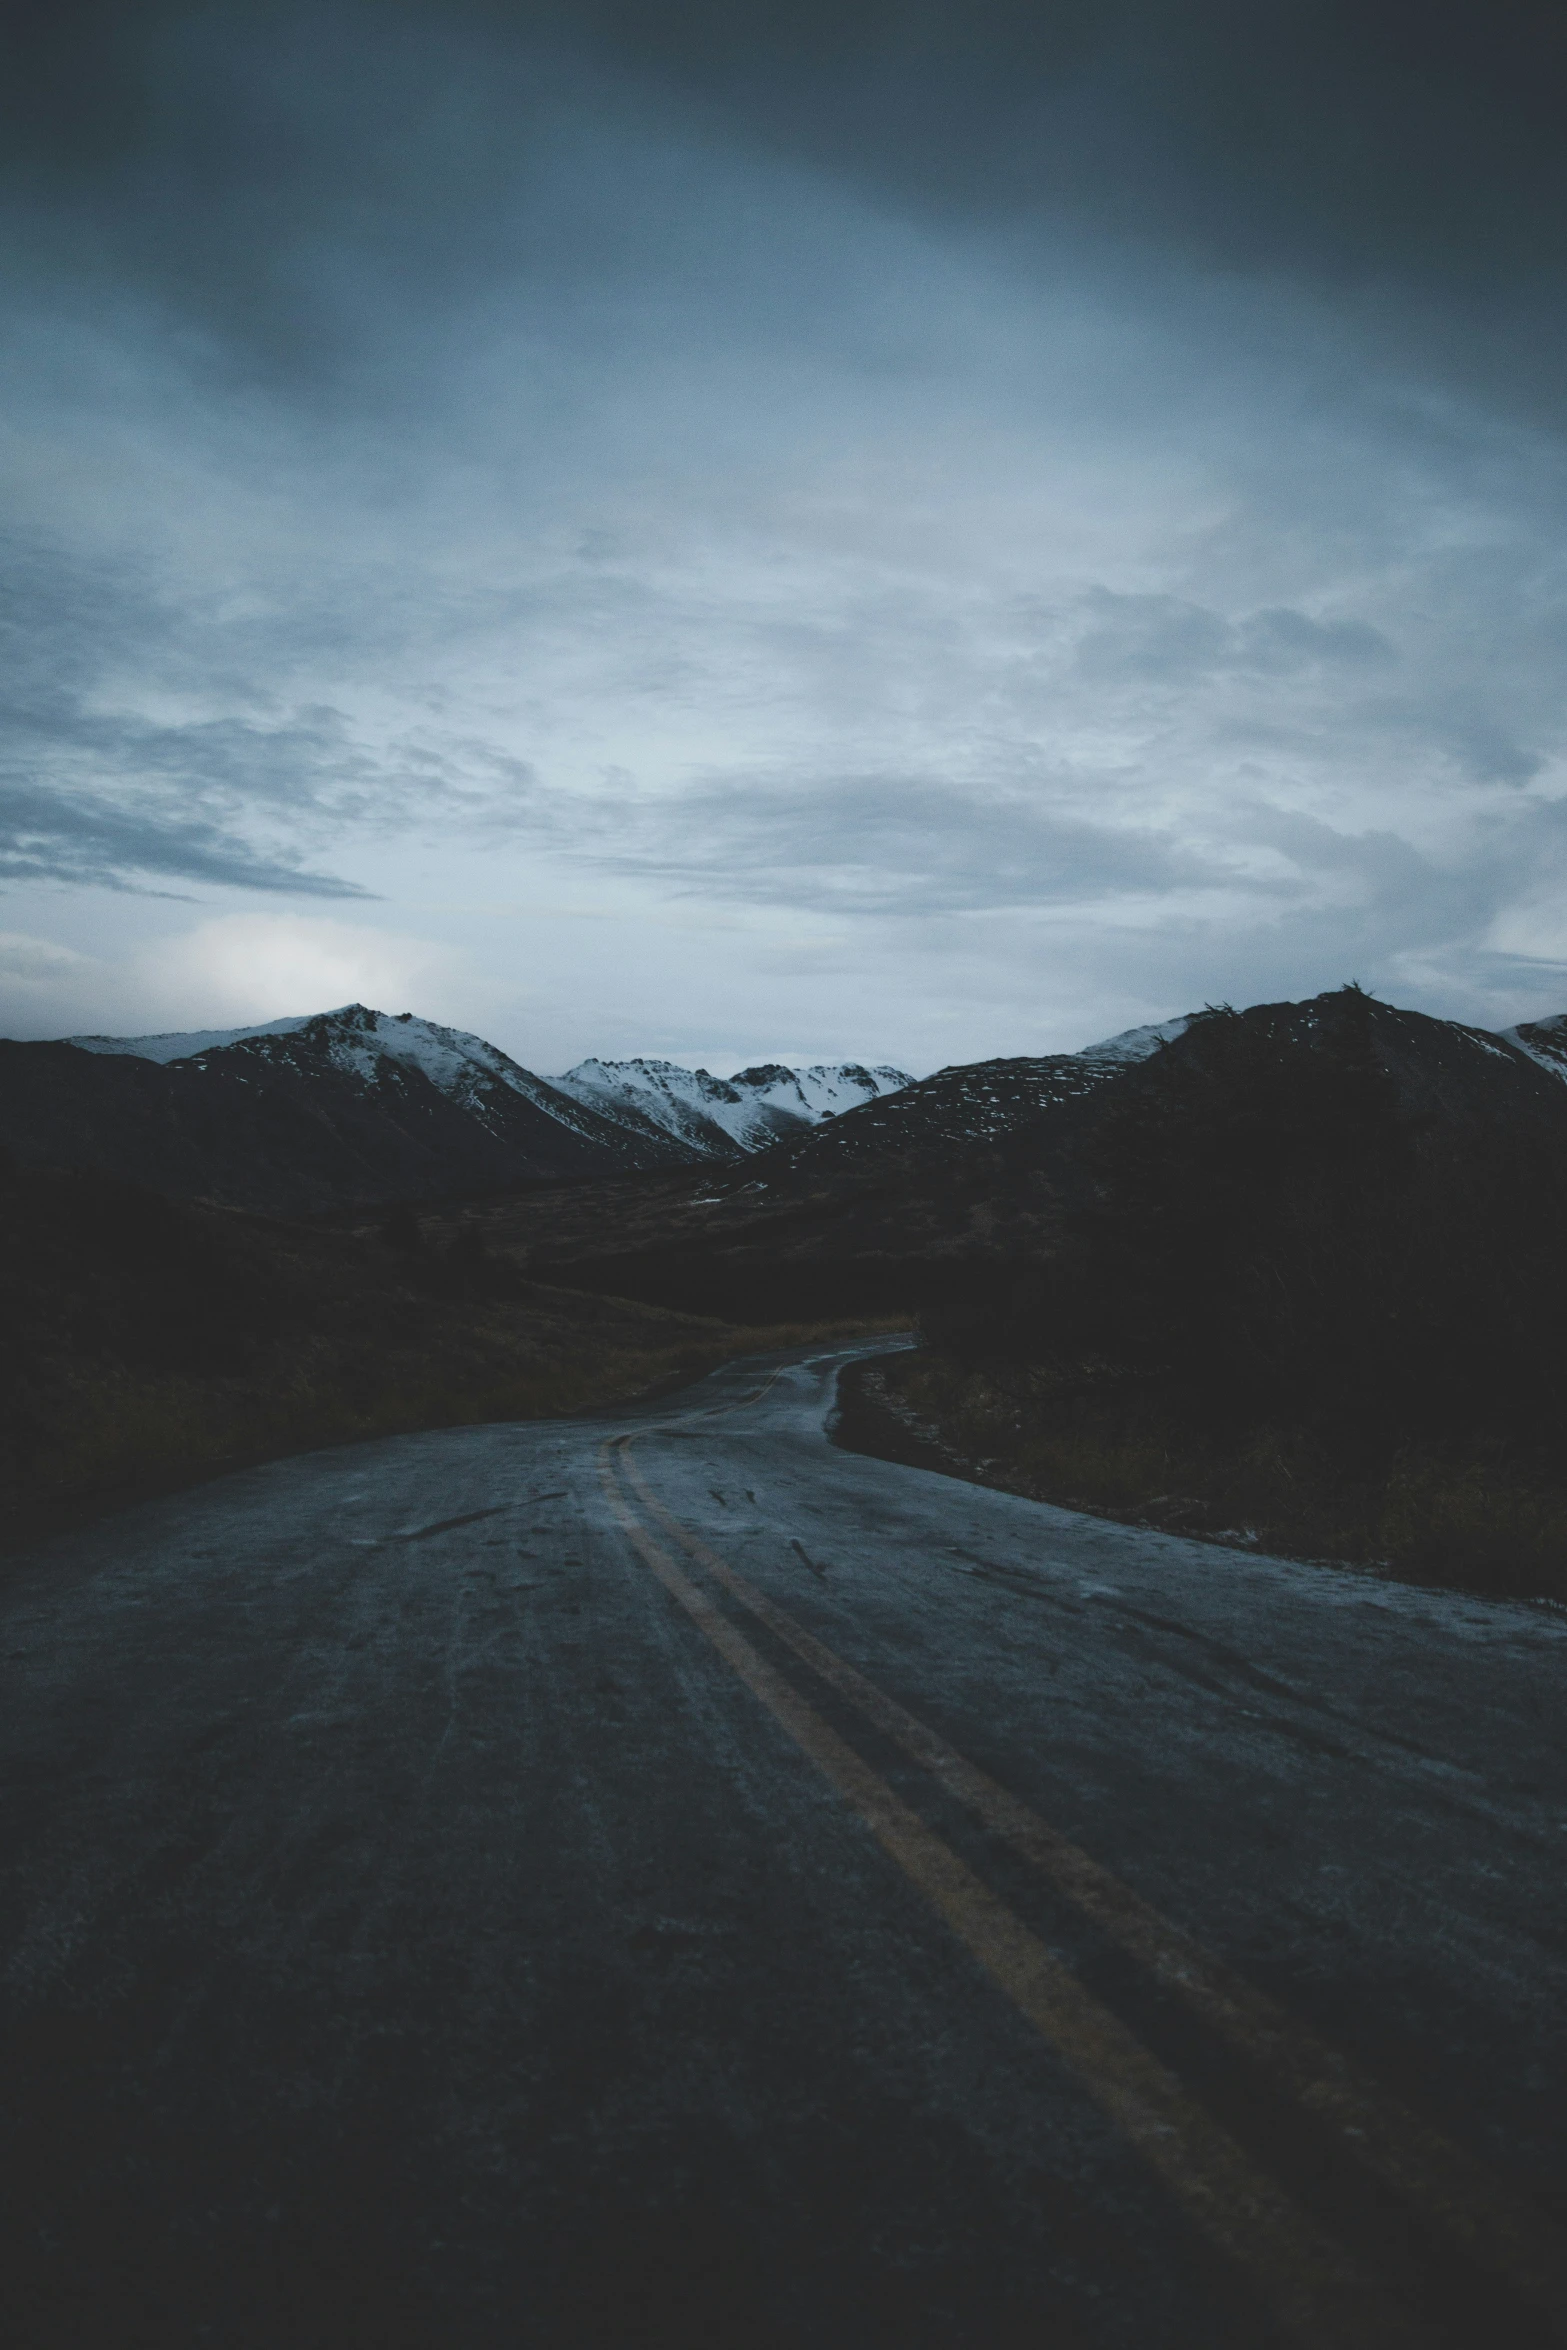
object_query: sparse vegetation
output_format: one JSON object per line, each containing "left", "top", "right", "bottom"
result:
{"left": 15, "top": 982, "right": 1567, "bottom": 1603}
{"left": 872, "top": 1351, "right": 1567, "bottom": 1600}
{"left": 0, "top": 1153, "right": 897, "bottom": 1550}
{"left": 899, "top": 989, "right": 1567, "bottom": 1602}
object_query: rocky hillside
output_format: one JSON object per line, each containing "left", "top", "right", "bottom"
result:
{"left": 749, "top": 1041, "right": 1143, "bottom": 1180}
{"left": 1502, "top": 1012, "right": 1567, "bottom": 1081}
{"left": 465, "top": 991, "right": 1567, "bottom": 1318}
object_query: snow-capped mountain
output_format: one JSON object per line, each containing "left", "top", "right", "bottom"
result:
{"left": 526, "top": 991, "right": 1567, "bottom": 1319}
{"left": 10, "top": 1004, "right": 700, "bottom": 1214}
{"left": 554, "top": 1056, "right": 913, "bottom": 1158}
{"left": 67, "top": 1005, "right": 693, "bottom": 1166}
{"left": 199, "top": 1005, "right": 682, "bottom": 1153}
{"left": 28, "top": 991, "right": 1567, "bottom": 1227}
{"left": 12, "top": 1008, "right": 912, "bottom": 1211}
{"left": 70, "top": 1012, "right": 912, "bottom": 1160}
{"left": 1499, "top": 1014, "right": 1567, "bottom": 1080}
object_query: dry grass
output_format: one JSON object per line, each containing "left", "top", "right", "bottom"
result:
{"left": 0, "top": 1157, "right": 898, "bottom": 1549}
{"left": 884, "top": 1353, "right": 1567, "bottom": 1604}
{"left": 20, "top": 1309, "right": 882, "bottom": 1514}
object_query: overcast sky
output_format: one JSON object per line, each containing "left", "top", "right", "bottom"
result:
{"left": 5, "top": 2, "right": 1567, "bottom": 1073}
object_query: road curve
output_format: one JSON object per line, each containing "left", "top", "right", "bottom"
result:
{"left": 4, "top": 1343, "right": 1567, "bottom": 2349}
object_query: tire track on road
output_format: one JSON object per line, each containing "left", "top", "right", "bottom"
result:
{"left": 599, "top": 1434, "right": 1438, "bottom": 2350}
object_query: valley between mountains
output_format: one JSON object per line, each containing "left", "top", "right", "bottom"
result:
{"left": 9, "top": 988, "right": 1567, "bottom": 2348}
{"left": 9, "top": 985, "right": 1567, "bottom": 1596}
{"left": 6, "top": 1002, "right": 913, "bottom": 1213}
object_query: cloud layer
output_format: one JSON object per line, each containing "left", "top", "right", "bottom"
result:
{"left": 3, "top": 4, "right": 1567, "bottom": 1064}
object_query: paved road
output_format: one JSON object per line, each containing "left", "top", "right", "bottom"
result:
{"left": 5, "top": 1344, "right": 1567, "bottom": 2349}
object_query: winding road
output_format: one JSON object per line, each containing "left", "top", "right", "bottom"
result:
{"left": 4, "top": 1344, "right": 1567, "bottom": 2348}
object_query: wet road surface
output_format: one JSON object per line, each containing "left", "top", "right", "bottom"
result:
{"left": 4, "top": 1344, "right": 1567, "bottom": 2347}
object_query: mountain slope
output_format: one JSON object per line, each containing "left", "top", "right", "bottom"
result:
{"left": 553, "top": 1056, "right": 911, "bottom": 1156}
{"left": 0, "top": 1151, "right": 879, "bottom": 1541}
{"left": 1500, "top": 1014, "right": 1567, "bottom": 1081}
{"left": 221, "top": 1007, "right": 691, "bottom": 1164}
{"left": 712, "top": 1021, "right": 1196, "bottom": 1186}
{"left": 69, "top": 1012, "right": 320, "bottom": 1063}
{"left": 17, "top": 990, "right": 1565, "bottom": 1243}
{"left": 2, "top": 1006, "right": 700, "bottom": 1214}
{"left": 1077, "top": 1016, "right": 1192, "bottom": 1063}
{"left": 743, "top": 1046, "right": 1134, "bottom": 1182}
{"left": 481, "top": 991, "right": 1567, "bottom": 1318}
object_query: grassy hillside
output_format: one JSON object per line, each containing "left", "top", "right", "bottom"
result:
{"left": 0, "top": 1154, "right": 892, "bottom": 1552}
{"left": 861, "top": 1352, "right": 1567, "bottom": 1602}
{"left": 892, "top": 992, "right": 1567, "bottom": 1602}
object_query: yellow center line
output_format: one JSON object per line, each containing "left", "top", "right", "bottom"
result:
{"left": 614, "top": 1436, "right": 1567, "bottom": 2333}
{"left": 598, "top": 1441, "right": 1431, "bottom": 2350}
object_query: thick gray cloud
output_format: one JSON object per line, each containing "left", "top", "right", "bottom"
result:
{"left": 1070, "top": 594, "right": 1397, "bottom": 686}
{"left": 0, "top": 532, "right": 371, "bottom": 892}
{"left": 591, "top": 773, "right": 1205, "bottom": 914}
{"left": 4, "top": 2, "right": 1567, "bottom": 1060}
{"left": 0, "top": 777, "right": 369, "bottom": 897}
{"left": 8, "top": 5, "right": 1567, "bottom": 406}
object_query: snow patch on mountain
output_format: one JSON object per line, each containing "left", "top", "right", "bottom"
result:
{"left": 1498, "top": 1015, "right": 1567, "bottom": 1080}
{"left": 1080, "top": 1008, "right": 1567, "bottom": 1080}
{"left": 296, "top": 1007, "right": 552, "bottom": 1111}
{"left": 69, "top": 1011, "right": 320, "bottom": 1062}
{"left": 69, "top": 1003, "right": 688, "bottom": 1164}
{"left": 737, "top": 1062, "right": 913, "bottom": 1120}
{"left": 219, "top": 1006, "right": 690, "bottom": 1155}
{"left": 1076, "top": 1016, "right": 1192, "bottom": 1063}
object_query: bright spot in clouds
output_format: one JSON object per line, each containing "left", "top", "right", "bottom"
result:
{"left": 146, "top": 915, "right": 464, "bottom": 1032}
{"left": 0, "top": 915, "right": 463, "bottom": 1042}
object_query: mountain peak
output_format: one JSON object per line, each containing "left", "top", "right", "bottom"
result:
{"left": 555, "top": 1055, "right": 913, "bottom": 1155}
{"left": 1499, "top": 1014, "right": 1567, "bottom": 1081}
{"left": 1076, "top": 1016, "right": 1192, "bottom": 1063}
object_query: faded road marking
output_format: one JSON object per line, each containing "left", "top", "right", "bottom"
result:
{"left": 615, "top": 1439, "right": 1567, "bottom": 2336}
{"left": 618, "top": 1439, "right": 1567, "bottom": 2335}
{"left": 599, "top": 1440, "right": 1429, "bottom": 2350}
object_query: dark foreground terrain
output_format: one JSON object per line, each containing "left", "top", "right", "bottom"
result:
{"left": 4, "top": 1347, "right": 1566, "bottom": 2348}
{"left": 0, "top": 1152, "right": 886, "bottom": 1545}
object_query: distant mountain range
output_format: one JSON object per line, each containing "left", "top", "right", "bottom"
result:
{"left": 730, "top": 1025, "right": 1186, "bottom": 1181}
{"left": 1, "top": 1005, "right": 913, "bottom": 1214}
{"left": 10, "top": 994, "right": 1567, "bottom": 1233}
{"left": 553, "top": 1056, "right": 910, "bottom": 1155}
{"left": 497, "top": 994, "right": 1567, "bottom": 1317}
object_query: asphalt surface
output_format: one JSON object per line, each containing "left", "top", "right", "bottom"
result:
{"left": 4, "top": 1343, "right": 1567, "bottom": 2349}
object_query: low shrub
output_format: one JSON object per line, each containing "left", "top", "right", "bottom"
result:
{"left": 0, "top": 1154, "right": 899, "bottom": 1542}
{"left": 885, "top": 1352, "right": 1567, "bottom": 1602}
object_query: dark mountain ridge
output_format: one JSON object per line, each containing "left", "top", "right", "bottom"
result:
{"left": 742, "top": 1047, "right": 1132, "bottom": 1180}
{"left": 8, "top": 987, "right": 1567, "bottom": 1238}
{"left": 763, "top": 994, "right": 1567, "bottom": 1185}
{"left": 0, "top": 1006, "right": 699, "bottom": 1216}
{"left": 8, "top": 1005, "right": 917, "bottom": 1214}
{"left": 498, "top": 991, "right": 1567, "bottom": 1317}
{"left": 847, "top": 992, "right": 1567, "bottom": 1602}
